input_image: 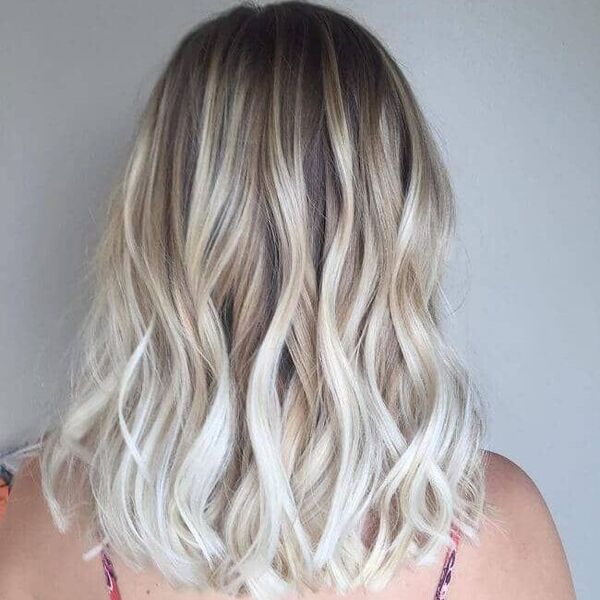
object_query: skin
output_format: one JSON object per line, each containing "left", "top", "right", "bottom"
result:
{"left": 0, "top": 451, "right": 576, "bottom": 600}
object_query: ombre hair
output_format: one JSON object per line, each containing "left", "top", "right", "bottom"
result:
{"left": 41, "top": 2, "right": 488, "bottom": 598}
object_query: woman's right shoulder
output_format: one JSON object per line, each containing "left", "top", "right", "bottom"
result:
{"left": 451, "top": 450, "right": 576, "bottom": 599}
{"left": 0, "top": 456, "right": 107, "bottom": 600}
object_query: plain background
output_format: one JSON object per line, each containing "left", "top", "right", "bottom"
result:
{"left": 1, "top": 0, "right": 598, "bottom": 596}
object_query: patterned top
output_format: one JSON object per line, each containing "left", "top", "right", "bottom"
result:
{"left": 101, "top": 550, "right": 121, "bottom": 600}
{"left": 434, "top": 525, "right": 461, "bottom": 599}
{"left": 100, "top": 527, "right": 461, "bottom": 600}
{"left": 0, "top": 468, "right": 460, "bottom": 599}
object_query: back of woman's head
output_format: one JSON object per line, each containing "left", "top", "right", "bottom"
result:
{"left": 41, "top": 2, "right": 487, "bottom": 598}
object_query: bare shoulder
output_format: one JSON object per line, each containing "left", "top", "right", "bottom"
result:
{"left": 452, "top": 450, "right": 576, "bottom": 599}
{"left": 0, "top": 456, "right": 105, "bottom": 600}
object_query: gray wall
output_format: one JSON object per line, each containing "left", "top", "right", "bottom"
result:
{"left": 1, "top": 1, "right": 598, "bottom": 596}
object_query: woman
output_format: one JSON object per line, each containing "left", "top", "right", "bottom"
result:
{"left": 0, "top": 2, "right": 575, "bottom": 598}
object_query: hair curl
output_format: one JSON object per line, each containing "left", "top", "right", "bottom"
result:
{"left": 41, "top": 2, "right": 487, "bottom": 598}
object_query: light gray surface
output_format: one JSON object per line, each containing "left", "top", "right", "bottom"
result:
{"left": 1, "top": 1, "right": 598, "bottom": 596}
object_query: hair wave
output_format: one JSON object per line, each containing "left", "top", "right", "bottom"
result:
{"left": 41, "top": 2, "right": 487, "bottom": 598}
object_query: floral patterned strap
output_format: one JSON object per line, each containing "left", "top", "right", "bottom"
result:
{"left": 1, "top": 463, "right": 461, "bottom": 600}
{"left": 434, "top": 525, "right": 461, "bottom": 599}
{"left": 101, "top": 549, "right": 122, "bottom": 600}
{"left": 99, "top": 527, "right": 461, "bottom": 600}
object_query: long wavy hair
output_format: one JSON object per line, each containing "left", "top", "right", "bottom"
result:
{"left": 41, "top": 2, "right": 488, "bottom": 598}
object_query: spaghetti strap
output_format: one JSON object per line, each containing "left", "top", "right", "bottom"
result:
{"left": 100, "top": 528, "right": 461, "bottom": 600}
{"left": 101, "top": 548, "right": 122, "bottom": 600}
{"left": 433, "top": 525, "right": 461, "bottom": 599}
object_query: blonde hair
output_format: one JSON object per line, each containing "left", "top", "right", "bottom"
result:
{"left": 41, "top": 1, "right": 487, "bottom": 597}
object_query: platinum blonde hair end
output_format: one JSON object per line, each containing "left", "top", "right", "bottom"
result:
{"left": 41, "top": 2, "right": 489, "bottom": 597}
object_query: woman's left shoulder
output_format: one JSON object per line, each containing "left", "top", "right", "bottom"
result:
{"left": 451, "top": 450, "right": 576, "bottom": 599}
{"left": 0, "top": 456, "right": 105, "bottom": 599}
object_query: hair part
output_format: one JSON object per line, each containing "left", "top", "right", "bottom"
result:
{"left": 41, "top": 2, "right": 488, "bottom": 598}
